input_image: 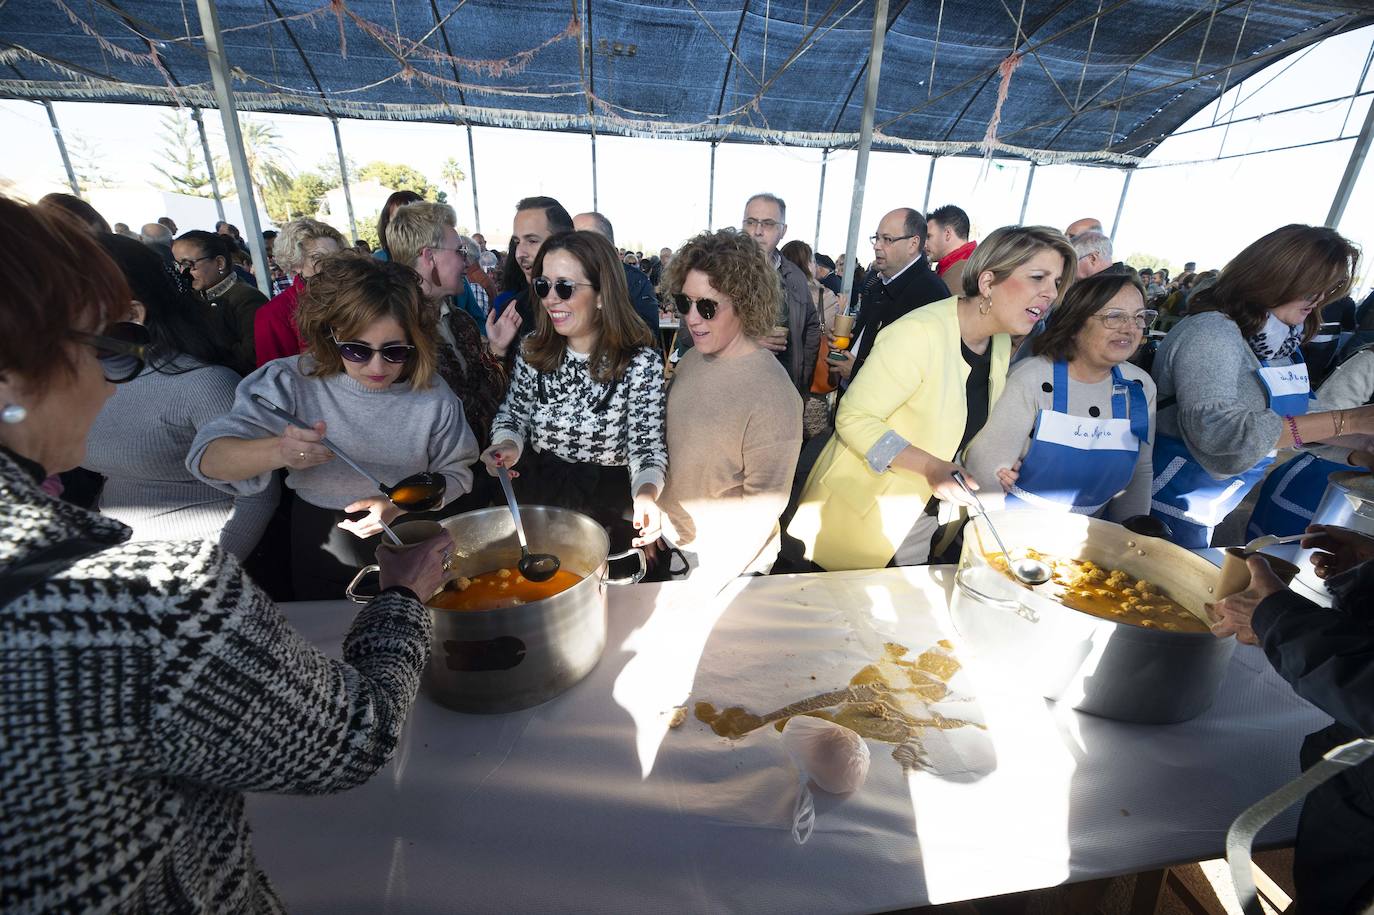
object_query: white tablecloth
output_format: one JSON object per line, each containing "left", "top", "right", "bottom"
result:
{"left": 248, "top": 567, "right": 1330, "bottom": 913}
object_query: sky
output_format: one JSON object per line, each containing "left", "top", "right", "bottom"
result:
{"left": 5, "top": 22, "right": 1374, "bottom": 281}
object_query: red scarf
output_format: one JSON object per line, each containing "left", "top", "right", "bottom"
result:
{"left": 936, "top": 240, "right": 977, "bottom": 277}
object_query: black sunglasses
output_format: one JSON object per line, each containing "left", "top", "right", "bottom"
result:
{"left": 331, "top": 335, "right": 415, "bottom": 364}
{"left": 673, "top": 293, "right": 719, "bottom": 321}
{"left": 533, "top": 276, "right": 596, "bottom": 301}
{"left": 75, "top": 321, "right": 151, "bottom": 383}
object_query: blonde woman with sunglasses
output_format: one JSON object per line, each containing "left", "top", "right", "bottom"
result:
{"left": 192, "top": 252, "right": 478, "bottom": 599}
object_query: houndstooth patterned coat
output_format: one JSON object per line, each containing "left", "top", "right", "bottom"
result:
{"left": 0, "top": 447, "right": 432, "bottom": 913}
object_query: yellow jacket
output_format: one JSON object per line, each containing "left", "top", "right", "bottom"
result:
{"left": 790, "top": 296, "right": 1010, "bottom": 570}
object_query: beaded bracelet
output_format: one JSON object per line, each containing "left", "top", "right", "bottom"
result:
{"left": 1286, "top": 415, "right": 1304, "bottom": 447}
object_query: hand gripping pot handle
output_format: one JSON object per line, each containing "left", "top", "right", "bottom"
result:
{"left": 346, "top": 564, "right": 381, "bottom": 603}
{"left": 605, "top": 548, "right": 647, "bottom": 585}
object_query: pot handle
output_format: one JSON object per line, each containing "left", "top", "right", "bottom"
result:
{"left": 346, "top": 564, "right": 380, "bottom": 603}
{"left": 605, "top": 547, "right": 647, "bottom": 585}
{"left": 954, "top": 566, "right": 1041, "bottom": 623}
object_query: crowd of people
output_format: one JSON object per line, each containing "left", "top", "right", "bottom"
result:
{"left": 5, "top": 184, "right": 1374, "bottom": 912}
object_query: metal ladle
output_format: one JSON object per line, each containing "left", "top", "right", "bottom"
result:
{"left": 951, "top": 471, "right": 1051, "bottom": 586}
{"left": 494, "top": 464, "right": 561, "bottom": 582}
{"left": 252, "top": 394, "right": 447, "bottom": 544}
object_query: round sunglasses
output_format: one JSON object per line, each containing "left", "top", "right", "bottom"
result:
{"left": 75, "top": 321, "right": 152, "bottom": 383}
{"left": 672, "top": 293, "right": 721, "bottom": 321}
{"left": 533, "top": 276, "right": 596, "bottom": 301}
{"left": 330, "top": 334, "right": 415, "bottom": 364}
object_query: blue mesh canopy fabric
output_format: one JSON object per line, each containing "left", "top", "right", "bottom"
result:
{"left": 2, "top": 1, "right": 1371, "bottom": 163}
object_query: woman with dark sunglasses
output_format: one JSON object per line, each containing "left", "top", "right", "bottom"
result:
{"left": 0, "top": 197, "right": 452, "bottom": 911}
{"left": 192, "top": 252, "right": 478, "bottom": 599}
{"left": 654, "top": 229, "right": 803, "bottom": 592}
{"left": 482, "top": 230, "right": 667, "bottom": 558}
{"left": 81, "top": 234, "right": 277, "bottom": 560}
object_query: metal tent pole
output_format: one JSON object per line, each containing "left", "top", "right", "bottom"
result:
{"left": 813, "top": 148, "right": 829, "bottom": 253}
{"left": 195, "top": 0, "right": 271, "bottom": 293}
{"left": 192, "top": 106, "right": 226, "bottom": 223}
{"left": 330, "top": 116, "right": 358, "bottom": 242}
{"left": 922, "top": 155, "right": 937, "bottom": 214}
{"left": 465, "top": 124, "right": 482, "bottom": 235}
{"left": 838, "top": 0, "right": 891, "bottom": 312}
{"left": 707, "top": 141, "right": 717, "bottom": 229}
{"left": 1019, "top": 162, "right": 1037, "bottom": 224}
{"left": 1327, "top": 94, "right": 1374, "bottom": 229}
{"left": 590, "top": 132, "right": 599, "bottom": 211}
{"left": 42, "top": 100, "right": 80, "bottom": 197}
{"left": 1110, "top": 169, "right": 1133, "bottom": 245}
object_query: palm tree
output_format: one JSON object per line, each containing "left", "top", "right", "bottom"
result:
{"left": 216, "top": 117, "right": 293, "bottom": 216}
{"left": 441, "top": 156, "right": 465, "bottom": 197}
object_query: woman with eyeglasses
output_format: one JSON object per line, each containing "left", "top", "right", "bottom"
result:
{"left": 173, "top": 229, "right": 268, "bottom": 375}
{"left": 193, "top": 253, "right": 478, "bottom": 599}
{"left": 252, "top": 217, "right": 346, "bottom": 368}
{"left": 653, "top": 229, "right": 802, "bottom": 590}
{"left": 964, "top": 272, "right": 1156, "bottom": 520}
{"left": 1148, "top": 224, "right": 1374, "bottom": 547}
{"left": 82, "top": 234, "right": 277, "bottom": 559}
{"left": 789, "top": 226, "right": 1077, "bottom": 571}
{"left": 0, "top": 197, "right": 453, "bottom": 911}
{"left": 482, "top": 230, "right": 667, "bottom": 556}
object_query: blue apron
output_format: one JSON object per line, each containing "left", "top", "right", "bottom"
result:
{"left": 1005, "top": 361, "right": 1150, "bottom": 516}
{"left": 1150, "top": 351, "right": 1312, "bottom": 548}
{"left": 1247, "top": 452, "right": 1358, "bottom": 538}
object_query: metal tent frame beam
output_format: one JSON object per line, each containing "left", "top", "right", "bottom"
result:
{"left": 1326, "top": 90, "right": 1374, "bottom": 230}
{"left": 191, "top": 106, "right": 226, "bottom": 224}
{"left": 42, "top": 100, "right": 79, "bottom": 197}
{"left": 837, "top": 0, "right": 891, "bottom": 312}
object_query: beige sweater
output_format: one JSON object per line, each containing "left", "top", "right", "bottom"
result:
{"left": 660, "top": 346, "right": 803, "bottom": 589}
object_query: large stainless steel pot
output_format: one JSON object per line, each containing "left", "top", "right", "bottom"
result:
{"left": 348, "top": 506, "right": 644, "bottom": 714}
{"left": 950, "top": 510, "right": 1234, "bottom": 724}
{"left": 1293, "top": 470, "right": 1374, "bottom": 594}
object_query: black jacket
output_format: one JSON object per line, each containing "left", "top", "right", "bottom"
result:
{"left": 1254, "top": 562, "right": 1374, "bottom": 914}
{"left": 623, "top": 263, "right": 661, "bottom": 335}
{"left": 849, "top": 256, "right": 950, "bottom": 382}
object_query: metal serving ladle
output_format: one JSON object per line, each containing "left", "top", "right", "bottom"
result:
{"left": 252, "top": 394, "right": 447, "bottom": 545}
{"left": 951, "top": 471, "right": 1052, "bottom": 586}
{"left": 494, "top": 464, "right": 561, "bottom": 582}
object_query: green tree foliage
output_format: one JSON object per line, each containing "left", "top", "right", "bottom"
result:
{"left": 441, "top": 156, "right": 465, "bottom": 193}
{"left": 287, "top": 172, "right": 331, "bottom": 219}
{"left": 152, "top": 111, "right": 214, "bottom": 197}
{"left": 316, "top": 155, "right": 358, "bottom": 191}
{"left": 69, "top": 135, "right": 115, "bottom": 190}
{"left": 215, "top": 117, "right": 293, "bottom": 222}
{"left": 358, "top": 161, "right": 437, "bottom": 199}
{"left": 1124, "top": 252, "right": 1181, "bottom": 276}
{"left": 354, "top": 212, "right": 381, "bottom": 249}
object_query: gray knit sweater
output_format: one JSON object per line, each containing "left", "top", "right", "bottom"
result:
{"left": 188, "top": 355, "right": 478, "bottom": 511}
{"left": 84, "top": 358, "right": 276, "bottom": 560}
{"left": 0, "top": 448, "right": 432, "bottom": 912}
{"left": 1151, "top": 310, "right": 1288, "bottom": 477}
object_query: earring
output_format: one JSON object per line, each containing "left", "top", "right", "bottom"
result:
{"left": 978, "top": 295, "right": 992, "bottom": 316}
{"left": 2, "top": 403, "right": 26, "bottom": 424}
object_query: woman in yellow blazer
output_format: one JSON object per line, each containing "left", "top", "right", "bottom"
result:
{"left": 790, "top": 225, "right": 1077, "bottom": 570}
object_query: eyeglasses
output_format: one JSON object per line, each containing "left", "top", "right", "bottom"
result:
{"left": 429, "top": 245, "right": 468, "bottom": 260}
{"left": 673, "top": 293, "right": 720, "bottom": 321}
{"left": 870, "top": 233, "right": 916, "bottom": 247}
{"left": 742, "top": 218, "right": 783, "bottom": 231}
{"left": 533, "top": 277, "right": 596, "bottom": 300}
{"left": 330, "top": 335, "right": 415, "bottom": 364}
{"left": 1092, "top": 309, "right": 1159, "bottom": 330}
{"left": 176, "top": 254, "right": 216, "bottom": 271}
{"left": 1305, "top": 282, "right": 1348, "bottom": 305}
{"left": 75, "top": 321, "right": 152, "bottom": 383}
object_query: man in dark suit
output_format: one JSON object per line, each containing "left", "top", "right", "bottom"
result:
{"left": 742, "top": 192, "right": 821, "bottom": 396}
{"left": 837, "top": 207, "right": 949, "bottom": 385}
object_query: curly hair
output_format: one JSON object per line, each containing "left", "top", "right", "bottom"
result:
{"left": 661, "top": 229, "right": 782, "bottom": 340}
{"left": 274, "top": 217, "right": 346, "bottom": 277}
{"left": 295, "top": 252, "right": 438, "bottom": 389}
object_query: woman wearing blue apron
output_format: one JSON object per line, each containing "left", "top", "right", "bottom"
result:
{"left": 1248, "top": 345, "right": 1374, "bottom": 537}
{"left": 967, "top": 272, "right": 1155, "bottom": 519}
{"left": 1148, "top": 224, "right": 1374, "bottom": 548}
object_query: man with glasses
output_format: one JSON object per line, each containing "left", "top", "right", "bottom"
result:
{"left": 836, "top": 207, "right": 949, "bottom": 386}
{"left": 741, "top": 193, "right": 820, "bottom": 396}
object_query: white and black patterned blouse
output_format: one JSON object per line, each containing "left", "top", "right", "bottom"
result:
{"left": 0, "top": 448, "right": 431, "bottom": 912}
{"left": 490, "top": 345, "right": 668, "bottom": 498}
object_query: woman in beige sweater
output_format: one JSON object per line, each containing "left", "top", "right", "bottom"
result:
{"left": 655, "top": 229, "right": 803, "bottom": 592}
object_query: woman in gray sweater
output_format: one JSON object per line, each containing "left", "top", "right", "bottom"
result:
{"left": 1149, "top": 224, "right": 1374, "bottom": 547}
{"left": 192, "top": 253, "right": 478, "bottom": 599}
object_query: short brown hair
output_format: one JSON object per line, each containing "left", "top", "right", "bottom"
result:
{"left": 1189, "top": 224, "right": 1358, "bottom": 342}
{"left": 662, "top": 229, "right": 782, "bottom": 340}
{"left": 962, "top": 225, "right": 1077, "bottom": 301}
{"left": 295, "top": 252, "right": 438, "bottom": 389}
{"left": 1033, "top": 272, "right": 1148, "bottom": 362}
{"left": 522, "top": 231, "right": 652, "bottom": 383}
{"left": 275, "top": 217, "right": 346, "bottom": 276}
{"left": 2, "top": 196, "right": 130, "bottom": 391}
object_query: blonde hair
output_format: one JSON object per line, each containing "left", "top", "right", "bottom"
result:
{"left": 385, "top": 202, "right": 457, "bottom": 268}
{"left": 662, "top": 229, "right": 781, "bottom": 339}
{"left": 962, "top": 225, "right": 1077, "bottom": 304}
{"left": 275, "top": 217, "right": 346, "bottom": 276}
{"left": 295, "top": 252, "right": 439, "bottom": 389}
